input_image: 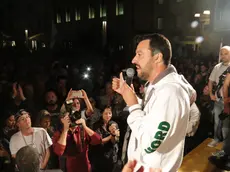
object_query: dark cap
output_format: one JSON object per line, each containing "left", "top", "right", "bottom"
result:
{"left": 15, "top": 109, "right": 29, "bottom": 122}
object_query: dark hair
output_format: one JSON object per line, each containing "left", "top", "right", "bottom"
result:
{"left": 16, "top": 146, "right": 40, "bottom": 172}
{"left": 93, "top": 105, "right": 113, "bottom": 130}
{"left": 4, "top": 111, "right": 14, "bottom": 120}
{"left": 15, "top": 109, "right": 29, "bottom": 122}
{"left": 134, "top": 33, "right": 172, "bottom": 65}
{"left": 102, "top": 105, "right": 112, "bottom": 112}
{"left": 45, "top": 89, "right": 58, "bottom": 97}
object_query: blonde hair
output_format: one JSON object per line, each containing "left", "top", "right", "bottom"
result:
{"left": 35, "top": 109, "right": 51, "bottom": 127}
{"left": 39, "top": 109, "right": 50, "bottom": 117}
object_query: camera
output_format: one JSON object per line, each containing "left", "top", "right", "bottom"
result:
{"left": 64, "top": 99, "right": 81, "bottom": 126}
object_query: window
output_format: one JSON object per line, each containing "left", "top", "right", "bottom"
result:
{"left": 119, "top": 45, "right": 124, "bottom": 50}
{"left": 100, "top": 2, "right": 107, "bottom": 17}
{"left": 75, "top": 9, "right": 81, "bottom": 21}
{"left": 56, "top": 13, "right": 61, "bottom": 23}
{"left": 65, "top": 10, "right": 71, "bottom": 22}
{"left": 116, "top": 0, "right": 124, "bottom": 15}
{"left": 32, "top": 40, "right": 37, "bottom": 50}
{"left": 11, "top": 41, "right": 16, "bottom": 47}
{"left": 158, "top": 0, "right": 164, "bottom": 4}
{"left": 88, "top": 5, "right": 95, "bottom": 19}
{"left": 157, "top": 17, "right": 163, "bottom": 29}
{"left": 102, "top": 20, "right": 107, "bottom": 31}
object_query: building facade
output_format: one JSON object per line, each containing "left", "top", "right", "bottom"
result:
{"left": 53, "top": 0, "right": 212, "bottom": 58}
{"left": 0, "top": 0, "right": 53, "bottom": 50}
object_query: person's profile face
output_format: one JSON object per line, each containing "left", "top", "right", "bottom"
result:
{"left": 132, "top": 40, "right": 154, "bottom": 81}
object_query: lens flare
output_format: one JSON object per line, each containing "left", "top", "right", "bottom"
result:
{"left": 191, "top": 21, "right": 199, "bottom": 28}
{"left": 195, "top": 36, "right": 204, "bottom": 43}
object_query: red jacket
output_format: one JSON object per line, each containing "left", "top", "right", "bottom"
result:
{"left": 52, "top": 126, "right": 101, "bottom": 172}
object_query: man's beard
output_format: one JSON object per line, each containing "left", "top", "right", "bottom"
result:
{"left": 137, "top": 60, "right": 152, "bottom": 81}
{"left": 47, "top": 100, "right": 57, "bottom": 106}
{"left": 138, "top": 71, "right": 149, "bottom": 81}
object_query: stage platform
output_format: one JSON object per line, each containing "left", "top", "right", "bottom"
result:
{"left": 179, "top": 138, "right": 230, "bottom": 172}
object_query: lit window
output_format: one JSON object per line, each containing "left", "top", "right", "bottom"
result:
{"left": 116, "top": 0, "right": 124, "bottom": 16}
{"left": 119, "top": 45, "right": 124, "bottom": 50}
{"left": 100, "top": 4, "right": 107, "bottom": 17}
{"left": 32, "top": 40, "right": 37, "bottom": 50}
{"left": 75, "top": 9, "right": 81, "bottom": 21}
{"left": 157, "top": 17, "right": 163, "bottom": 29}
{"left": 65, "top": 10, "right": 71, "bottom": 22}
{"left": 11, "top": 41, "right": 16, "bottom": 47}
{"left": 56, "top": 13, "right": 61, "bottom": 23}
{"left": 194, "top": 13, "right": 200, "bottom": 17}
{"left": 102, "top": 20, "right": 107, "bottom": 32}
{"left": 89, "top": 5, "right": 95, "bottom": 19}
{"left": 203, "top": 10, "right": 210, "bottom": 15}
{"left": 158, "top": 0, "right": 164, "bottom": 4}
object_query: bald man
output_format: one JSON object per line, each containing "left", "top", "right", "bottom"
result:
{"left": 208, "top": 46, "right": 230, "bottom": 147}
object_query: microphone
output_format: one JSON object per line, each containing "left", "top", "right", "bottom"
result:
{"left": 122, "top": 68, "right": 135, "bottom": 86}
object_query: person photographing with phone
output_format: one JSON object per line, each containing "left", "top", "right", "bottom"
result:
{"left": 52, "top": 89, "right": 101, "bottom": 172}
{"left": 112, "top": 34, "right": 191, "bottom": 172}
{"left": 60, "top": 89, "right": 94, "bottom": 122}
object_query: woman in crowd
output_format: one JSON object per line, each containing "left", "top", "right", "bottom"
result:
{"left": 53, "top": 89, "right": 101, "bottom": 172}
{"left": 91, "top": 106, "right": 120, "bottom": 172}
{"left": 60, "top": 89, "right": 94, "bottom": 122}
{"left": 52, "top": 113, "right": 101, "bottom": 172}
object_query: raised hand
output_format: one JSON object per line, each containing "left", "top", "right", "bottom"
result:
{"left": 112, "top": 72, "right": 138, "bottom": 106}
{"left": 66, "top": 88, "right": 73, "bottom": 101}
{"left": 75, "top": 118, "right": 86, "bottom": 127}
{"left": 18, "top": 84, "right": 26, "bottom": 100}
{"left": 112, "top": 72, "right": 126, "bottom": 95}
{"left": 81, "top": 89, "right": 87, "bottom": 99}
{"left": 12, "top": 83, "right": 17, "bottom": 98}
{"left": 61, "top": 113, "right": 70, "bottom": 131}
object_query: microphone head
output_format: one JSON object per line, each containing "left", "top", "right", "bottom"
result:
{"left": 126, "top": 68, "right": 135, "bottom": 77}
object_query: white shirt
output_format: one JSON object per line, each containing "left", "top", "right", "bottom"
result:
{"left": 209, "top": 62, "right": 230, "bottom": 100}
{"left": 127, "top": 72, "right": 191, "bottom": 172}
{"left": 209, "top": 62, "right": 229, "bottom": 84}
{"left": 10, "top": 127, "right": 52, "bottom": 165}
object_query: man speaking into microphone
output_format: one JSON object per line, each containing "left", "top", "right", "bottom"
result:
{"left": 112, "top": 34, "right": 191, "bottom": 172}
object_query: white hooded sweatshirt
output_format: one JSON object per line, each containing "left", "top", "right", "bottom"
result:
{"left": 178, "top": 74, "right": 200, "bottom": 137}
{"left": 127, "top": 67, "right": 191, "bottom": 172}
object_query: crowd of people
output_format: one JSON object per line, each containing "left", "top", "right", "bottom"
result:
{"left": 0, "top": 33, "right": 227, "bottom": 172}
